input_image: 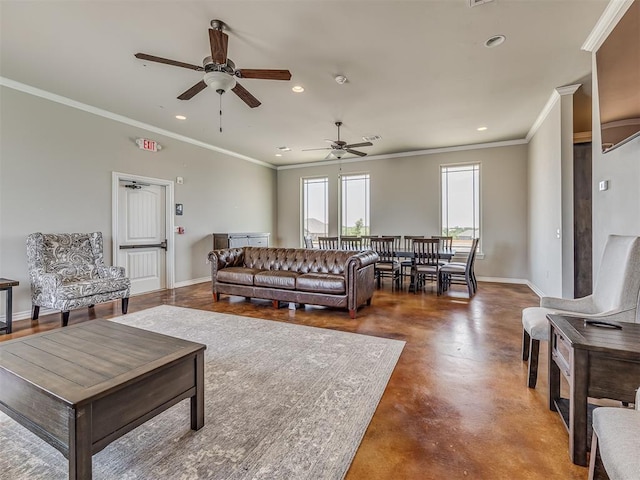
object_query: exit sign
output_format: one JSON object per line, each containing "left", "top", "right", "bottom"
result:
{"left": 135, "top": 138, "right": 162, "bottom": 152}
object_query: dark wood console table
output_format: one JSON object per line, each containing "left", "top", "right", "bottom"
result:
{"left": 0, "top": 278, "right": 19, "bottom": 334}
{"left": 547, "top": 314, "right": 640, "bottom": 466}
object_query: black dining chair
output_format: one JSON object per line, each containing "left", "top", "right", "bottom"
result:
{"left": 438, "top": 237, "right": 479, "bottom": 296}
{"left": 412, "top": 238, "right": 440, "bottom": 294}
{"left": 340, "top": 236, "right": 363, "bottom": 251}
{"left": 401, "top": 235, "right": 424, "bottom": 284}
{"left": 318, "top": 236, "right": 339, "bottom": 249}
{"left": 371, "top": 237, "right": 401, "bottom": 289}
{"left": 303, "top": 235, "right": 315, "bottom": 248}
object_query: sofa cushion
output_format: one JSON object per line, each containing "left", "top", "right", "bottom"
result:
{"left": 297, "top": 273, "right": 345, "bottom": 294}
{"left": 217, "top": 267, "right": 261, "bottom": 286}
{"left": 254, "top": 271, "right": 299, "bottom": 290}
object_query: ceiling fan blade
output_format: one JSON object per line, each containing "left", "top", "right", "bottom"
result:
{"left": 344, "top": 141, "right": 373, "bottom": 149}
{"left": 177, "top": 80, "right": 207, "bottom": 100}
{"left": 209, "top": 29, "right": 229, "bottom": 65}
{"left": 346, "top": 149, "right": 368, "bottom": 157}
{"left": 236, "top": 69, "right": 292, "bottom": 81}
{"left": 135, "top": 53, "right": 203, "bottom": 71}
{"left": 302, "top": 147, "right": 332, "bottom": 152}
{"left": 232, "top": 82, "right": 261, "bottom": 108}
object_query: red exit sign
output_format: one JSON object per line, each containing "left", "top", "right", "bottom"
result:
{"left": 135, "top": 138, "right": 162, "bottom": 152}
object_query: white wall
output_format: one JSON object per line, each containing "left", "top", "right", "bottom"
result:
{"left": 0, "top": 86, "right": 277, "bottom": 318}
{"left": 277, "top": 143, "right": 529, "bottom": 280}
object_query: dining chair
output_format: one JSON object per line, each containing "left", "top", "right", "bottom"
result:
{"left": 521, "top": 235, "right": 640, "bottom": 388}
{"left": 412, "top": 238, "right": 440, "bottom": 294}
{"left": 371, "top": 237, "right": 401, "bottom": 289}
{"left": 401, "top": 235, "right": 424, "bottom": 283}
{"left": 340, "top": 236, "right": 363, "bottom": 251}
{"left": 361, "top": 235, "right": 378, "bottom": 249}
{"left": 432, "top": 235, "right": 454, "bottom": 263}
{"left": 438, "top": 237, "right": 479, "bottom": 297}
{"left": 303, "top": 235, "right": 315, "bottom": 248}
{"left": 317, "top": 236, "right": 339, "bottom": 249}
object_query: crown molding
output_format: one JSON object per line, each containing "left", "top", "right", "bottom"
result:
{"left": 582, "top": 0, "right": 634, "bottom": 52}
{"left": 276, "top": 139, "right": 528, "bottom": 171}
{"left": 556, "top": 84, "right": 581, "bottom": 96}
{"left": 525, "top": 84, "right": 581, "bottom": 142}
{"left": 0, "top": 77, "right": 275, "bottom": 170}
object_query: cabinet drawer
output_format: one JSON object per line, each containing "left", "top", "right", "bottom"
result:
{"left": 248, "top": 236, "right": 268, "bottom": 247}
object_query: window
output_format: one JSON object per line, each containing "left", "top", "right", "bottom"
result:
{"left": 340, "top": 173, "right": 370, "bottom": 236}
{"left": 302, "top": 177, "right": 329, "bottom": 243}
{"left": 441, "top": 163, "right": 480, "bottom": 251}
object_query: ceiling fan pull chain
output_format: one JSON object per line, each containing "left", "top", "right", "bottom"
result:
{"left": 219, "top": 94, "right": 223, "bottom": 133}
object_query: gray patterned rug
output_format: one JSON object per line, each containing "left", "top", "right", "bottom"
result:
{"left": 0, "top": 305, "right": 404, "bottom": 479}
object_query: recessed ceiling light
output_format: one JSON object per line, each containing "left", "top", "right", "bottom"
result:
{"left": 484, "top": 35, "right": 506, "bottom": 48}
{"left": 275, "top": 153, "right": 283, "bottom": 157}
{"left": 292, "top": 86, "right": 304, "bottom": 93}
{"left": 477, "top": 126, "right": 488, "bottom": 131}
{"left": 175, "top": 115, "right": 187, "bottom": 120}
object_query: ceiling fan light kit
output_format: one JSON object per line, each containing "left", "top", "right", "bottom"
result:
{"left": 204, "top": 71, "right": 236, "bottom": 94}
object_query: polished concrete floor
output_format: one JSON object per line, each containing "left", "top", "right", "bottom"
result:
{"left": 2, "top": 280, "right": 591, "bottom": 479}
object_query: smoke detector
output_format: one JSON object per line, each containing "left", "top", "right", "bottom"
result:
{"left": 335, "top": 75, "right": 348, "bottom": 85}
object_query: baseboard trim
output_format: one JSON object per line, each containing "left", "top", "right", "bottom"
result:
{"left": 6, "top": 306, "right": 59, "bottom": 323}
{"left": 174, "top": 277, "right": 210, "bottom": 289}
{"left": 477, "top": 276, "right": 528, "bottom": 285}
{"left": 525, "top": 281, "right": 544, "bottom": 298}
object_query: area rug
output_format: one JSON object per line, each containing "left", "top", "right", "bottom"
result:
{"left": 0, "top": 305, "right": 404, "bottom": 479}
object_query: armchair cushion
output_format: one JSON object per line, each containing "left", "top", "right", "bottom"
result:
{"left": 592, "top": 407, "right": 640, "bottom": 480}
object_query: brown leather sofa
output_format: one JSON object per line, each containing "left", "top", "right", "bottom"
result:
{"left": 208, "top": 247, "right": 379, "bottom": 318}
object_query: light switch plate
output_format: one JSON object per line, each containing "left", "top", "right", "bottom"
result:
{"left": 599, "top": 180, "right": 609, "bottom": 191}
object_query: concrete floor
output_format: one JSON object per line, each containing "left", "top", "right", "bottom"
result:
{"left": 4, "top": 280, "right": 591, "bottom": 479}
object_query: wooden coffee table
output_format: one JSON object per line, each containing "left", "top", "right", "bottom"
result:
{"left": 0, "top": 320, "right": 206, "bottom": 479}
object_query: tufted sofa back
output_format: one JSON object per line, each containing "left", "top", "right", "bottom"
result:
{"left": 243, "top": 247, "right": 355, "bottom": 275}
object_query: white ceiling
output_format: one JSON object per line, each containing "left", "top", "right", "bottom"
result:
{"left": 0, "top": 0, "right": 607, "bottom": 167}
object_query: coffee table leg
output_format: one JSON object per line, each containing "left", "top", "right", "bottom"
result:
{"left": 69, "top": 404, "right": 92, "bottom": 480}
{"left": 191, "top": 351, "right": 204, "bottom": 431}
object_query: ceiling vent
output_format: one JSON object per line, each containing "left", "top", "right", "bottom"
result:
{"left": 362, "top": 135, "right": 382, "bottom": 142}
{"left": 469, "top": 0, "right": 494, "bottom": 7}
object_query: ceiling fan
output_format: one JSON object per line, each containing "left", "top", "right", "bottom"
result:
{"left": 304, "top": 122, "right": 373, "bottom": 159}
{"left": 134, "top": 19, "right": 292, "bottom": 110}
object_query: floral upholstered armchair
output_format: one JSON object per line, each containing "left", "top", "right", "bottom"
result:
{"left": 26, "top": 232, "right": 130, "bottom": 326}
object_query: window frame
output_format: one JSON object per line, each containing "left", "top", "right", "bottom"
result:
{"left": 301, "top": 175, "right": 329, "bottom": 246}
{"left": 439, "top": 162, "right": 481, "bottom": 254}
{"left": 339, "top": 172, "right": 371, "bottom": 238}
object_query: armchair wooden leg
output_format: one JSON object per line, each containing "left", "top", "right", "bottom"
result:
{"left": 527, "top": 337, "right": 540, "bottom": 389}
{"left": 32, "top": 305, "right": 40, "bottom": 320}
{"left": 61, "top": 311, "right": 70, "bottom": 327}
{"left": 121, "top": 297, "right": 129, "bottom": 314}
{"left": 212, "top": 292, "right": 220, "bottom": 302}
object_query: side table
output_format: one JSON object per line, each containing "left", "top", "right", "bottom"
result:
{"left": 0, "top": 278, "right": 19, "bottom": 334}
{"left": 547, "top": 314, "right": 640, "bottom": 466}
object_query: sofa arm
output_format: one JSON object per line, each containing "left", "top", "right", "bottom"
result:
{"left": 347, "top": 250, "right": 379, "bottom": 269}
{"left": 209, "top": 248, "right": 245, "bottom": 280}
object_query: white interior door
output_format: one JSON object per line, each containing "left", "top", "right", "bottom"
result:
{"left": 117, "top": 181, "right": 167, "bottom": 295}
